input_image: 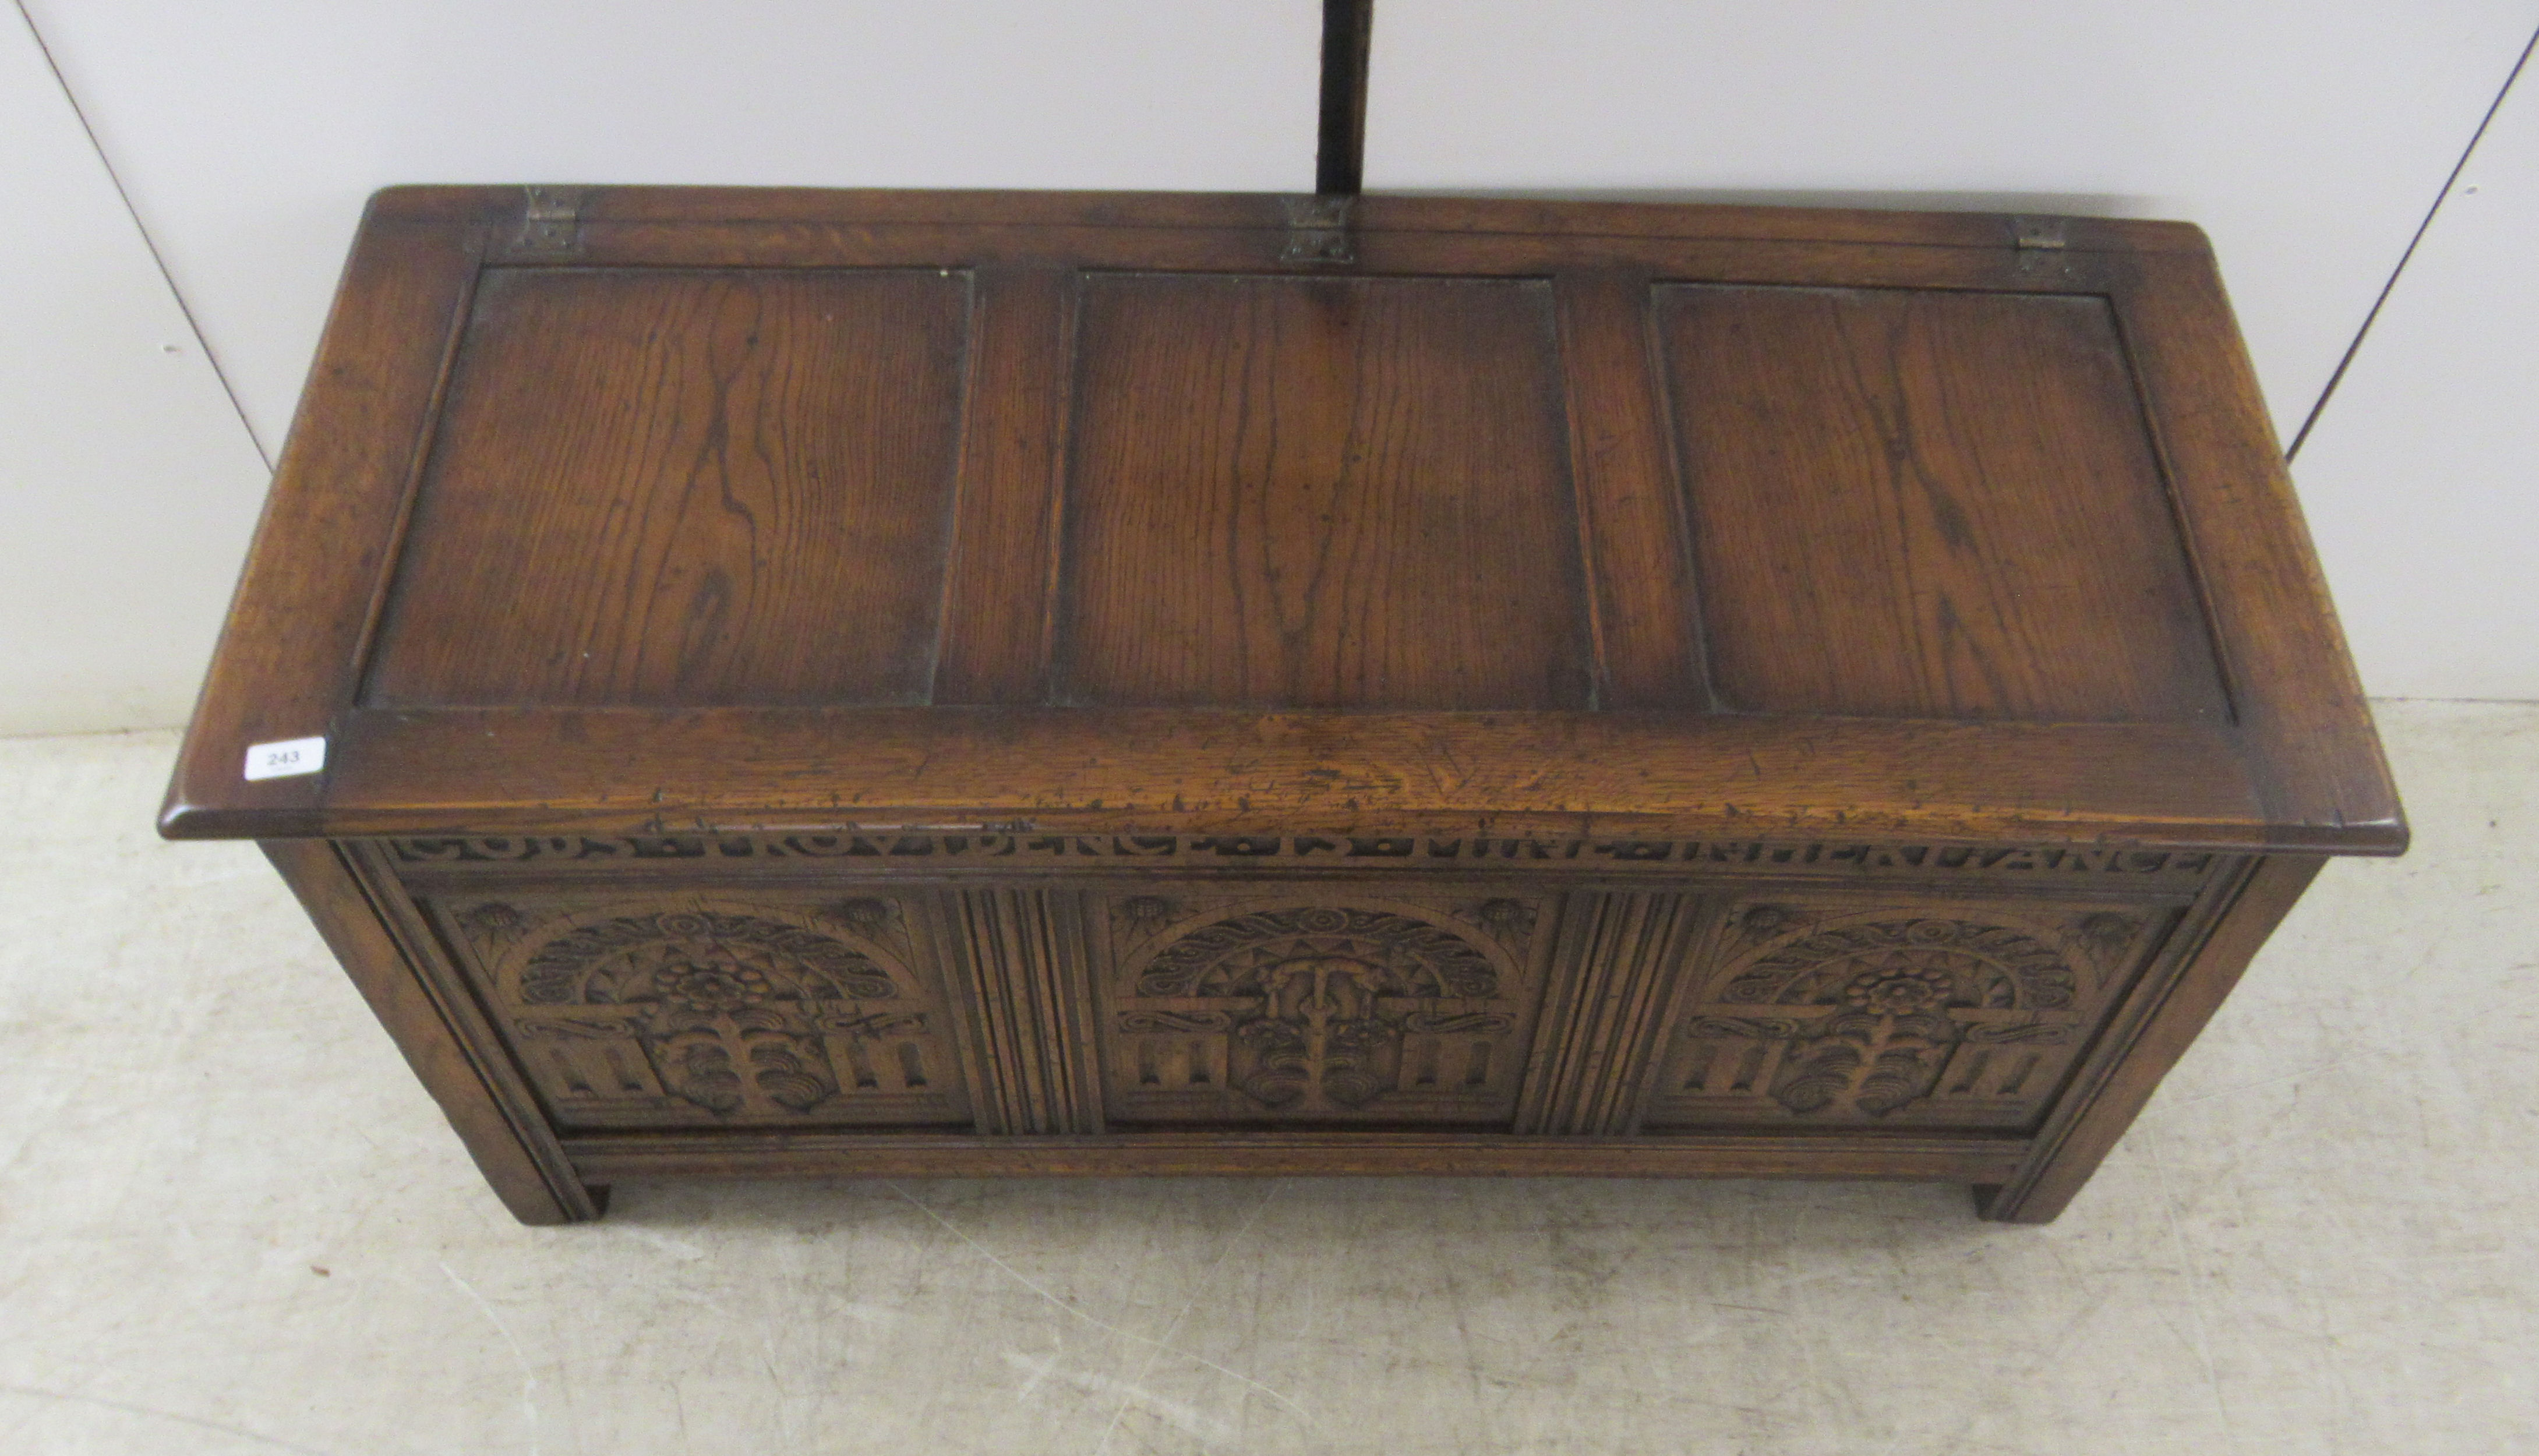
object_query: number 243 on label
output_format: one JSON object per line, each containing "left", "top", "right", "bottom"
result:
{"left": 243, "top": 736, "right": 327, "bottom": 782}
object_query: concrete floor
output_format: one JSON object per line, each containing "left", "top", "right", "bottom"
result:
{"left": 0, "top": 701, "right": 2529, "bottom": 1455}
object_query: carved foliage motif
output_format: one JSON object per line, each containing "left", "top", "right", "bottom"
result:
{"left": 1104, "top": 899, "right": 1537, "bottom": 1121}
{"left": 1648, "top": 903, "right": 2152, "bottom": 1130}
{"left": 447, "top": 898, "right": 963, "bottom": 1127}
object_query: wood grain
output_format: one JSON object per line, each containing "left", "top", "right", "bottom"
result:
{"left": 2113, "top": 255, "right": 2406, "bottom": 845}
{"left": 1554, "top": 271, "right": 1709, "bottom": 708}
{"left": 1056, "top": 273, "right": 1592, "bottom": 709}
{"left": 263, "top": 705, "right": 2276, "bottom": 848}
{"left": 930, "top": 266, "right": 1074, "bottom": 704}
{"left": 1658, "top": 284, "right": 2231, "bottom": 723}
{"left": 162, "top": 203, "right": 481, "bottom": 836}
{"left": 363, "top": 266, "right": 970, "bottom": 708}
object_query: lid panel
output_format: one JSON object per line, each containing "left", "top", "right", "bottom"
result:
{"left": 1053, "top": 273, "right": 1592, "bottom": 710}
{"left": 361, "top": 266, "right": 972, "bottom": 708}
{"left": 1657, "top": 284, "right": 2231, "bottom": 724}
{"left": 158, "top": 188, "right": 2402, "bottom": 854}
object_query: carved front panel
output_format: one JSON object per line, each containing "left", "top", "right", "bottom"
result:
{"left": 1094, "top": 889, "right": 1553, "bottom": 1126}
{"left": 431, "top": 892, "right": 973, "bottom": 1130}
{"left": 1641, "top": 896, "right": 2174, "bottom": 1132}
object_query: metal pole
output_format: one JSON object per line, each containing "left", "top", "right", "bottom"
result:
{"left": 1314, "top": 0, "right": 1374, "bottom": 195}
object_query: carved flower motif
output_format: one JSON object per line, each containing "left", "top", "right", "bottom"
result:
{"left": 459, "top": 902, "right": 524, "bottom": 936}
{"left": 661, "top": 958, "right": 774, "bottom": 1013}
{"left": 1741, "top": 905, "right": 1792, "bottom": 938}
{"left": 1477, "top": 899, "right": 1535, "bottom": 937}
{"left": 1844, "top": 966, "right": 1953, "bottom": 1016}
{"left": 1118, "top": 896, "right": 1177, "bottom": 936}
{"left": 2078, "top": 913, "right": 2135, "bottom": 951}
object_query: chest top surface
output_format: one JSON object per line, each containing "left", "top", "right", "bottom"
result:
{"left": 163, "top": 187, "right": 2402, "bottom": 854}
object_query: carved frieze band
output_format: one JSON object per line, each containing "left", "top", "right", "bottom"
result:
{"left": 439, "top": 895, "right": 972, "bottom": 1130}
{"left": 1642, "top": 901, "right": 2162, "bottom": 1132}
{"left": 389, "top": 833, "right": 2219, "bottom": 883}
{"left": 1099, "top": 895, "right": 1548, "bottom": 1124}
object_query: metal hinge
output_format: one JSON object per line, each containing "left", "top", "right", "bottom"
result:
{"left": 2012, "top": 215, "right": 2069, "bottom": 250}
{"left": 1281, "top": 193, "right": 1355, "bottom": 264}
{"left": 2011, "top": 215, "right": 2072, "bottom": 276}
{"left": 513, "top": 186, "right": 587, "bottom": 255}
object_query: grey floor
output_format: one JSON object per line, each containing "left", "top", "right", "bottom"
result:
{"left": 0, "top": 702, "right": 2530, "bottom": 1455}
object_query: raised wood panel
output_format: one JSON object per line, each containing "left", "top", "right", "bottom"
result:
{"left": 363, "top": 266, "right": 972, "bottom": 708}
{"left": 1553, "top": 271, "right": 1708, "bottom": 708}
{"left": 428, "top": 889, "right": 974, "bottom": 1130}
{"left": 930, "top": 267, "right": 1074, "bottom": 705}
{"left": 1655, "top": 284, "right": 2231, "bottom": 724}
{"left": 1640, "top": 893, "right": 2179, "bottom": 1133}
{"left": 1092, "top": 887, "right": 1556, "bottom": 1126}
{"left": 1055, "top": 273, "right": 1592, "bottom": 709}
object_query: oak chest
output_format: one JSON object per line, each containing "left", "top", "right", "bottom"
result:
{"left": 163, "top": 187, "right": 2403, "bottom": 1224}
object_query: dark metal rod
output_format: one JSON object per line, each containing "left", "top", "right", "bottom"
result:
{"left": 1314, "top": 0, "right": 1374, "bottom": 195}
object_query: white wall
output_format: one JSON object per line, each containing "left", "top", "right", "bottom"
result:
{"left": 19, "top": 1, "right": 1325, "bottom": 457}
{"left": 1366, "top": 0, "right": 2537, "bottom": 441}
{"left": 2295, "top": 50, "right": 2539, "bottom": 700}
{"left": 3, "top": 1, "right": 2533, "bottom": 732}
{"left": 0, "top": 6, "right": 269, "bottom": 736}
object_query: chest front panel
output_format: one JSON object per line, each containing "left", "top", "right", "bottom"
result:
{"left": 387, "top": 833, "right": 2214, "bottom": 1146}
{"left": 1086, "top": 885, "right": 1560, "bottom": 1128}
{"left": 429, "top": 888, "right": 976, "bottom": 1131}
{"left": 1638, "top": 893, "right": 2179, "bottom": 1133}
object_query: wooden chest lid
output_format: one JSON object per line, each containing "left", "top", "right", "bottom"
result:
{"left": 163, "top": 186, "right": 2403, "bottom": 854}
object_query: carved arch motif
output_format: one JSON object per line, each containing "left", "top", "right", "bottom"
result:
{"left": 1109, "top": 899, "right": 1532, "bottom": 1118}
{"left": 1135, "top": 905, "right": 1501, "bottom": 999}
{"left": 1721, "top": 917, "right": 2077, "bottom": 1017}
{"left": 1656, "top": 906, "right": 2144, "bottom": 1126}
{"left": 451, "top": 899, "right": 959, "bottom": 1125}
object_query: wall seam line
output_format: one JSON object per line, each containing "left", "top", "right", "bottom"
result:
{"left": 2287, "top": 23, "right": 2539, "bottom": 462}
{"left": 11, "top": 0, "right": 274, "bottom": 471}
